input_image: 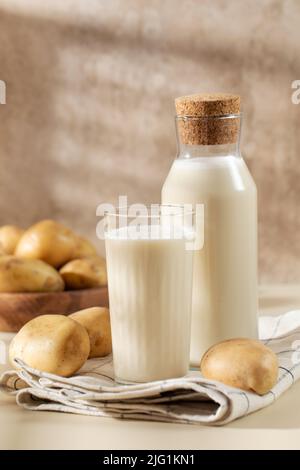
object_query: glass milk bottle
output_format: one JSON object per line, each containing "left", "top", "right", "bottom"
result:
{"left": 162, "top": 93, "right": 258, "bottom": 365}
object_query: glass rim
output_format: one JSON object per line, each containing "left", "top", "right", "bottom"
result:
{"left": 104, "top": 204, "right": 195, "bottom": 219}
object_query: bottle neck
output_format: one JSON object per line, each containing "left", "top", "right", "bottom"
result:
{"left": 175, "top": 114, "right": 242, "bottom": 159}
{"left": 177, "top": 142, "right": 240, "bottom": 159}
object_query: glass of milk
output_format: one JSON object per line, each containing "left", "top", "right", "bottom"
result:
{"left": 104, "top": 205, "right": 196, "bottom": 383}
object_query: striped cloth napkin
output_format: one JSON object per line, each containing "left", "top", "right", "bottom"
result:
{"left": 1, "top": 310, "right": 300, "bottom": 425}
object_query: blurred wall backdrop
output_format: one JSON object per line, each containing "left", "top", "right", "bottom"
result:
{"left": 0, "top": 0, "right": 299, "bottom": 283}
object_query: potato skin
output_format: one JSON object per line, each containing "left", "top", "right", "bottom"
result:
{"left": 71, "top": 236, "right": 97, "bottom": 259}
{"left": 15, "top": 220, "right": 77, "bottom": 268}
{"left": 9, "top": 314, "right": 90, "bottom": 377}
{"left": 60, "top": 256, "right": 107, "bottom": 290}
{"left": 70, "top": 307, "right": 112, "bottom": 358}
{"left": 0, "top": 256, "right": 64, "bottom": 293}
{"left": 0, "top": 225, "right": 24, "bottom": 255}
{"left": 200, "top": 338, "right": 278, "bottom": 395}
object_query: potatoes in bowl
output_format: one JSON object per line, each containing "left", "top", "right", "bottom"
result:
{"left": 9, "top": 314, "right": 90, "bottom": 377}
{"left": 0, "top": 220, "right": 106, "bottom": 298}
{"left": 0, "top": 256, "right": 64, "bottom": 293}
{"left": 14, "top": 220, "right": 100, "bottom": 270}
{"left": 60, "top": 256, "right": 107, "bottom": 290}
{"left": 15, "top": 220, "right": 78, "bottom": 268}
{"left": 72, "top": 236, "right": 97, "bottom": 259}
{"left": 0, "top": 225, "right": 24, "bottom": 255}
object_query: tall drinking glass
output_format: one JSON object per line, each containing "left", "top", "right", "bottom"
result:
{"left": 104, "top": 205, "right": 195, "bottom": 383}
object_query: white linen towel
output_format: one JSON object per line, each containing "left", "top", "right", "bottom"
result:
{"left": 1, "top": 310, "right": 300, "bottom": 425}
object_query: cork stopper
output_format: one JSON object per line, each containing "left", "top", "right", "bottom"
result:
{"left": 175, "top": 93, "right": 241, "bottom": 145}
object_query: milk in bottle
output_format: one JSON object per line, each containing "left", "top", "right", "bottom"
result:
{"left": 162, "top": 94, "right": 258, "bottom": 365}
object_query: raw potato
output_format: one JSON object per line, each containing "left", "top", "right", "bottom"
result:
{"left": 15, "top": 219, "right": 78, "bottom": 268}
{"left": 0, "top": 225, "right": 24, "bottom": 255}
{"left": 71, "top": 236, "right": 97, "bottom": 259}
{"left": 0, "top": 256, "right": 64, "bottom": 293}
{"left": 60, "top": 256, "right": 107, "bottom": 289}
{"left": 9, "top": 314, "right": 90, "bottom": 377}
{"left": 70, "top": 307, "right": 112, "bottom": 358}
{"left": 200, "top": 338, "right": 278, "bottom": 395}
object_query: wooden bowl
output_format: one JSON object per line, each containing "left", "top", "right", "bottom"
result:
{"left": 0, "top": 287, "right": 109, "bottom": 332}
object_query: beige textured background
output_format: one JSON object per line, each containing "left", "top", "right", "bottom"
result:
{"left": 0, "top": 0, "right": 299, "bottom": 283}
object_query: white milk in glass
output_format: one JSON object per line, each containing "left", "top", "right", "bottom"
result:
{"left": 162, "top": 94, "right": 258, "bottom": 365}
{"left": 105, "top": 225, "right": 194, "bottom": 383}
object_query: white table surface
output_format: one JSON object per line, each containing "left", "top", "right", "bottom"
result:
{"left": 1, "top": 285, "right": 300, "bottom": 450}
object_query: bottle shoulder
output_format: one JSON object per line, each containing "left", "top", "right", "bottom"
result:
{"left": 162, "top": 156, "right": 256, "bottom": 196}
